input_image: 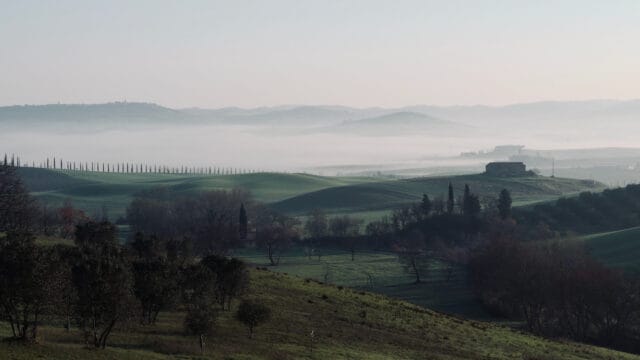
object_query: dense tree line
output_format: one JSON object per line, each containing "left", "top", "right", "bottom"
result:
{"left": 515, "top": 184, "right": 640, "bottom": 236}
{"left": 0, "top": 165, "right": 37, "bottom": 232}
{"left": 126, "top": 187, "right": 252, "bottom": 255}
{"left": 0, "top": 165, "right": 270, "bottom": 352}
{"left": 126, "top": 187, "right": 301, "bottom": 262}
{"left": 470, "top": 235, "right": 640, "bottom": 352}
{"left": 0, "top": 166, "right": 90, "bottom": 238}
{"left": 301, "top": 183, "right": 490, "bottom": 283}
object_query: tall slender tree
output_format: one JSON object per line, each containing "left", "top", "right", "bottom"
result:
{"left": 421, "top": 194, "right": 432, "bottom": 217}
{"left": 239, "top": 203, "right": 248, "bottom": 241}
{"left": 446, "top": 182, "right": 455, "bottom": 214}
{"left": 498, "top": 189, "right": 512, "bottom": 220}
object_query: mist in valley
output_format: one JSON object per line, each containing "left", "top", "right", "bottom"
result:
{"left": 3, "top": 101, "right": 640, "bottom": 182}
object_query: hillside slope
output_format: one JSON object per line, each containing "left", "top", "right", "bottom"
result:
{"left": 17, "top": 169, "right": 605, "bottom": 220}
{"left": 273, "top": 174, "right": 606, "bottom": 215}
{"left": 1, "top": 269, "right": 637, "bottom": 359}
{"left": 584, "top": 227, "right": 640, "bottom": 272}
{"left": 328, "top": 111, "right": 468, "bottom": 135}
{"left": 17, "top": 168, "right": 376, "bottom": 218}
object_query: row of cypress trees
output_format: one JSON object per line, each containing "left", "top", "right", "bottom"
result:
{"left": 2, "top": 153, "right": 260, "bottom": 176}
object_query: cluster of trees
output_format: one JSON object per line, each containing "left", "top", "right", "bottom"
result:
{"left": 302, "top": 211, "right": 364, "bottom": 260}
{"left": 126, "top": 187, "right": 302, "bottom": 264}
{"left": 1, "top": 163, "right": 94, "bottom": 237}
{"left": 516, "top": 184, "right": 640, "bottom": 236}
{"left": 386, "top": 184, "right": 496, "bottom": 283}
{"left": 0, "top": 165, "right": 271, "bottom": 353}
{"left": 301, "top": 183, "right": 513, "bottom": 284}
{"left": 3, "top": 152, "right": 259, "bottom": 176}
{"left": 126, "top": 187, "right": 253, "bottom": 255}
{"left": 470, "top": 235, "right": 640, "bottom": 352}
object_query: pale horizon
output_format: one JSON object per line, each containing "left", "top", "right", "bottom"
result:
{"left": 3, "top": 97, "right": 640, "bottom": 110}
{"left": 2, "top": 0, "right": 639, "bottom": 108}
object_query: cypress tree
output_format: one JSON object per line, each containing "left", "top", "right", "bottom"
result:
{"left": 239, "top": 203, "right": 248, "bottom": 241}
{"left": 498, "top": 189, "right": 512, "bottom": 220}
{"left": 446, "top": 182, "right": 455, "bottom": 214}
{"left": 462, "top": 184, "right": 470, "bottom": 216}
{"left": 421, "top": 194, "right": 432, "bottom": 216}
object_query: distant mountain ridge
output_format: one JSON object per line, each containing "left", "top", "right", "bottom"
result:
{"left": 0, "top": 102, "right": 186, "bottom": 121}
{"left": 2, "top": 99, "right": 640, "bottom": 132}
{"left": 328, "top": 111, "right": 468, "bottom": 135}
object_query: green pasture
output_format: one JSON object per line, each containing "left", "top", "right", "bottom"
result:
{"left": 236, "top": 247, "right": 488, "bottom": 319}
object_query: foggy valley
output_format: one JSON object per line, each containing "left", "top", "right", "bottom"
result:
{"left": 3, "top": 100, "right": 640, "bottom": 184}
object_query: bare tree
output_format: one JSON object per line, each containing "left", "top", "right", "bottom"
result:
{"left": 392, "top": 230, "right": 430, "bottom": 284}
{"left": 304, "top": 209, "right": 328, "bottom": 259}
{"left": 255, "top": 208, "right": 299, "bottom": 265}
{"left": 0, "top": 165, "right": 37, "bottom": 232}
{"left": 72, "top": 222, "right": 138, "bottom": 349}
{"left": 329, "top": 215, "right": 363, "bottom": 261}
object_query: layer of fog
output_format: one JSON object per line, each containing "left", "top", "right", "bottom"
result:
{"left": 3, "top": 121, "right": 640, "bottom": 174}
{"left": 3, "top": 100, "right": 640, "bottom": 175}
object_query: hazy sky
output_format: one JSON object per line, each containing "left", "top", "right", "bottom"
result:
{"left": 2, "top": 0, "right": 639, "bottom": 108}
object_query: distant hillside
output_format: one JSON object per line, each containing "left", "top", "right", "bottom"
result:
{"left": 0, "top": 102, "right": 194, "bottom": 131}
{"left": 182, "top": 105, "right": 401, "bottom": 127}
{"left": 408, "top": 99, "right": 640, "bottom": 133}
{"left": 5, "top": 99, "right": 640, "bottom": 133}
{"left": 1, "top": 269, "right": 637, "bottom": 359}
{"left": 328, "top": 111, "right": 467, "bottom": 135}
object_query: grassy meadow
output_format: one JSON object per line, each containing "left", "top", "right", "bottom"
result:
{"left": 1, "top": 269, "right": 637, "bottom": 360}
{"left": 236, "top": 247, "right": 488, "bottom": 319}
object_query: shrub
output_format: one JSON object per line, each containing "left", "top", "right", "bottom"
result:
{"left": 235, "top": 300, "right": 271, "bottom": 339}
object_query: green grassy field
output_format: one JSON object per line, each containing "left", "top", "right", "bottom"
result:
{"left": 236, "top": 247, "right": 488, "bottom": 319}
{"left": 19, "top": 168, "right": 605, "bottom": 222}
{"left": 1, "top": 269, "right": 636, "bottom": 360}
{"left": 583, "top": 227, "right": 640, "bottom": 273}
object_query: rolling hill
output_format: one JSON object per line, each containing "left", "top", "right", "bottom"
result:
{"left": 17, "top": 168, "right": 377, "bottom": 218}
{"left": 18, "top": 169, "right": 605, "bottom": 221}
{"left": 273, "top": 174, "right": 606, "bottom": 216}
{"left": 1, "top": 269, "right": 637, "bottom": 359}
{"left": 328, "top": 111, "right": 467, "bottom": 136}
{"left": 0, "top": 102, "right": 195, "bottom": 131}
